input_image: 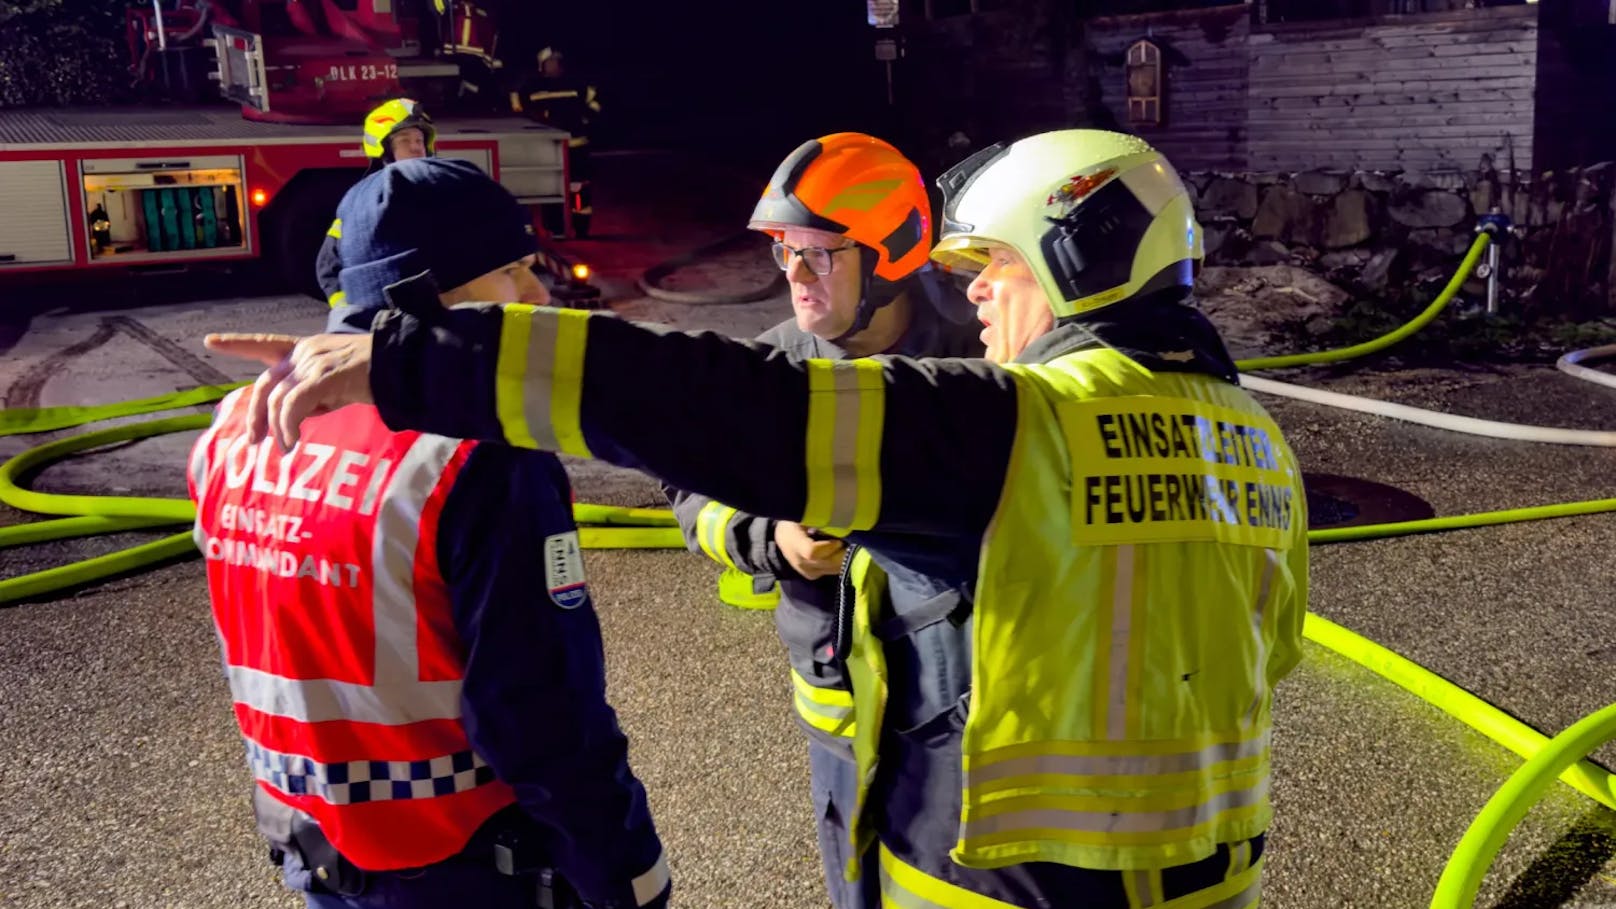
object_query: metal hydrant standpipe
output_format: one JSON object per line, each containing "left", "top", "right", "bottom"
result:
{"left": 4, "top": 219, "right": 1616, "bottom": 908}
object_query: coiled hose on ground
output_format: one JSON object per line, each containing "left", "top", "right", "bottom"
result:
{"left": 5, "top": 229, "right": 1616, "bottom": 906}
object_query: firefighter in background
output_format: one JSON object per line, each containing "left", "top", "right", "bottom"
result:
{"left": 434, "top": 0, "right": 506, "bottom": 114}
{"left": 511, "top": 46, "right": 600, "bottom": 237}
{"left": 316, "top": 98, "right": 436, "bottom": 316}
{"left": 190, "top": 157, "right": 670, "bottom": 909}
{"left": 211, "top": 129, "right": 1309, "bottom": 909}
{"left": 661, "top": 132, "right": 982, "bottom": 909}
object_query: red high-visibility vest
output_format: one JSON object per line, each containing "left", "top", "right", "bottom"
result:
{"left": 188, "top": 389, "right": 515, "bottom": 871}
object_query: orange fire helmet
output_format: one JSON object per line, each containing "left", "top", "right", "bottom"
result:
{"left": 748, "top": 132, "right": 932, "bottom": 284}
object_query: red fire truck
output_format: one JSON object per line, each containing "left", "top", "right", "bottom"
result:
{"left": 0, "top": 0, "right": 597, "bottom": 303}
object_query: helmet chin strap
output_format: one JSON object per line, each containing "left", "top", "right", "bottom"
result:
{"left": 826, "top": 247, "right": 903, "bottom": 347}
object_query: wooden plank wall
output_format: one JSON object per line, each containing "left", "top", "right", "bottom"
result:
{"left": 1244, "top": 5, "right": 1540, "bottom": 173}
{"left": 1087, "top": 5, "right": 1252, "bottom": 171}
{"left": 1532, "top": 1, "right": 1616, "bottom": 172}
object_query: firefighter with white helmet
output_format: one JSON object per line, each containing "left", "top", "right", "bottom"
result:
{"left": 213, "top": 128, "right": 1309, "bottom": 909}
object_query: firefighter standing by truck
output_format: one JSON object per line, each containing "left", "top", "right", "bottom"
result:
{"left": 510, "top": 47, "right": 599, "bottom": 237}
{"left": 192, "top": 157, "right": 670, "bottom": 909}
{"left": 662, "top": 132, "right": 982, "bottom": 909}
{"left": 210, "top": 129, "right": 1309, "bottom": 909}
{"left": 315, "top": 98, "right": 437, "bottom": 319}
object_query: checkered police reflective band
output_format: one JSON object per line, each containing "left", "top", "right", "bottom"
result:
{"left": 247, "top": 740, "right": 496, "bottom": 805}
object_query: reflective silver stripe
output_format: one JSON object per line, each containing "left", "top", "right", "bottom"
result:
{"left": 1107, "top": 544, "right": 1136, "bottom": 741}
{"left": 370, "top": 434, "right": 461, "bottom": 686}
{"left": 521, "top": 311, "right": 565, "bottom": 450}
{"left": 695, "top": 501, "right": 737, "bottom": 568}
{"left": 963, "top": 776, "right": 1269, "bottom": 837}
{"left": 631, "top": 850, "right": 671, "bottom": 906}
{"left": 826, "top": 364, "right": 867, "bottom": 529}
{"left": 803, "top": 360, "right": 883, "bottom": 531}
{"left": 224, "top": 433, "right": 467, "bottom": 726}
{"left": 1227, "top": 839, "right": 1252, "bottom": 879}
{"left": 965, "top": 733, "right": 1269, "bottom": 785}
{"left": 1125, "top": 869, "right": 1161, "bottom": 907}
{"left": 793, "top": 691, "right": 854, "bottom": 735}
{"left": 227, "top": 664, "right": 462, "bottom": 724}
{"left": 878, "top": 873, "right": 932, "bottom": 909}
{"left": 1243, "top": 549, "right": 1280, "bottom": 726}
{"left": 793, "top": 690, "right": 853, "bottom": 721}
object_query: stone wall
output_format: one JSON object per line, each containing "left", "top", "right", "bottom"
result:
{"left": 1185, "top": 160, "right": 1616, "bottom": 319}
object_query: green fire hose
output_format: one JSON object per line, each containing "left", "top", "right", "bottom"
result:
{"left": 3, "top": 227, "right": 1614, "bottom": 905}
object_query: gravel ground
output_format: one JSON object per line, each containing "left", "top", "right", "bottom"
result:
{"left": 7, "top": 152, "right": 1616, "bottom": 909}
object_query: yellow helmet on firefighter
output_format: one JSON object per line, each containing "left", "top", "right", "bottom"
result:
{"left": 931, "top": 129, "right": 1201, "bottom": 318}
{"left": 362, "top": 98, "right": 437, "bottom": 163}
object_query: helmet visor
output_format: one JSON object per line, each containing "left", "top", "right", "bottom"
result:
{"left": 936, "top": 142, "right": 1010, "bottom": 238}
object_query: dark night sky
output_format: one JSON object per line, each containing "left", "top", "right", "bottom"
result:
{"left": 503, "top": 2, "right": 888, "bottom": 164}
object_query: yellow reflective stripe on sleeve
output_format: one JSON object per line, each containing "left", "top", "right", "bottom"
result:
{"left": 494, "top": 305, "right": 594, "bottom": 457}
{"left": 695, "top": 501, "right": 738, "bottom": 568}
{"left": 549, "top": 309, "right": 592, "bottom": 456}
{"left": 791, "top": 670, "right": 855, "bottom": 738}
{"left": 528, "top": 89, "right": 580, "bottom": 101}
{"left": 801, "top": 359, "right": 884, "bottom": 533}
{"left": 326, "top": 218, "right": 341, "bottom": 239}
{"left": 327, "top": 290, "right": 346, "bottom": 309}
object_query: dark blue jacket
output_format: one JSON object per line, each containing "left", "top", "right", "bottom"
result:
{"left": 325, "top": 317, "right": 667, "bottom": 909}
{"left": 660, "top": 267, "right": 983, "bottom": 742}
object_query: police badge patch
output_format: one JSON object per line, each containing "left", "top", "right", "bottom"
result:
{"left": 544, "top": 531, "right": 589, "bottom": 609}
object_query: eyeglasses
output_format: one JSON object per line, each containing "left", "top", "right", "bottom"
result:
{"left": 770, "top": 241, "right": 858, "bottom": 277}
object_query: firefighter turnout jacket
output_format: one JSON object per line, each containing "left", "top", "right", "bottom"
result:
{"left": 317, "top": 218, "right": 344, "bottom": 307}
{"left": 360, "top": 283, "right": 1308, "bottom": 908}
{"left": 663, "top": 267, "right": 982, "bottom": 752}
{"left": 187, "top": 389, "right": 670, "bottom": 908}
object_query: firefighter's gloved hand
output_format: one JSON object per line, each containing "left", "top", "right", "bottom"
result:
{"left": 774, "top": 521, "right": 846, "bottom": 581}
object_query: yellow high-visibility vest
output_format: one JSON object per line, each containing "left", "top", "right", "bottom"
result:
{"left": 843, "top": 346, "right": 1308, "bottom": 882}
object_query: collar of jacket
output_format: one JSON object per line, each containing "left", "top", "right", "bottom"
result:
{"left": 1012, "top": 290, "right": 1239, "bottom": 385}
{"left": 885, "top": 267, "right": 979, "bottom": 358}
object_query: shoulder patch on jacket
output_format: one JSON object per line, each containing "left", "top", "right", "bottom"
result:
{"left": 544, "top": 531, "right": 589, "bottom": 609}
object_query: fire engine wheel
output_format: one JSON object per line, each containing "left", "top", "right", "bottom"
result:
{"left": 266, "top": 175, "right": 355, "bottom": 301}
